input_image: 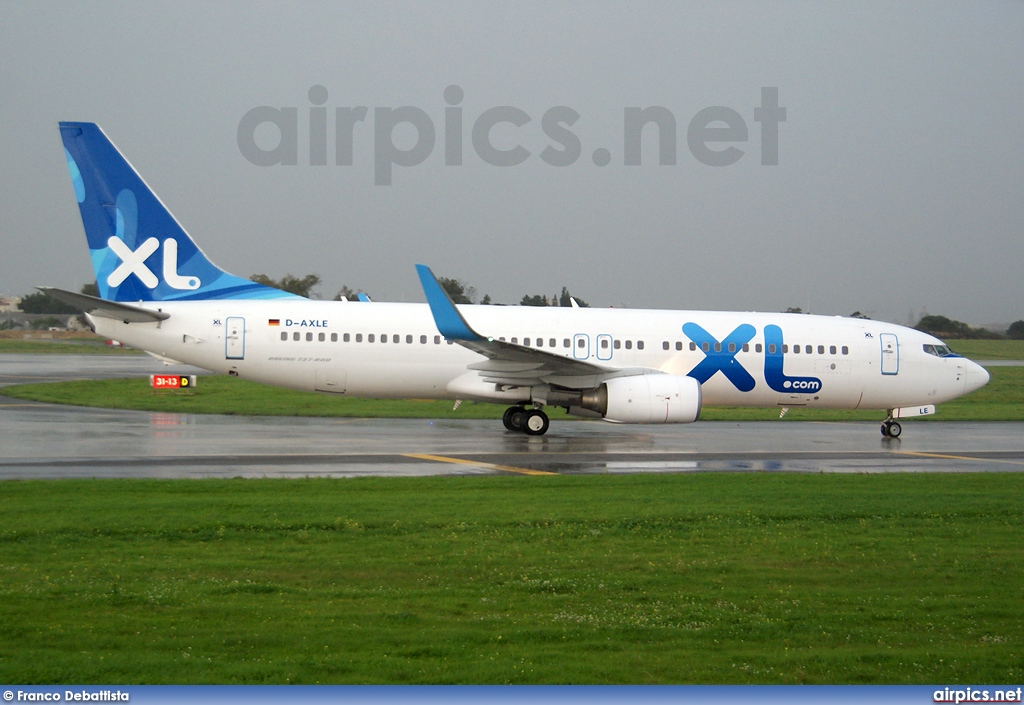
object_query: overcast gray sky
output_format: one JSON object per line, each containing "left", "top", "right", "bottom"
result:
{"left": 2, "top": 1, "right": 1022, "bottom": 325}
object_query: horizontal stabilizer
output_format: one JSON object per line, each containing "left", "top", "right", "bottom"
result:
{"left": 37, "top": 287, "right": 169, "bottom": 323}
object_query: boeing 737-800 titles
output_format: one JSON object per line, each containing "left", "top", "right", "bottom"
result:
{"left": 45, "top": 122, "right": 990, "bottom": 437}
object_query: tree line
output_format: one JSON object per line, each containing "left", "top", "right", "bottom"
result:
{"left": 248, "top": 273, "right": 590, "bottom": 308}
{"left": 915, "top": 315, "right": 1024, "bottom": 340}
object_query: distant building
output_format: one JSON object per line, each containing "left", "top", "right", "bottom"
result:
{"left": 0, "top": 313, "right": 88, "bottom": 331}
{"left": 0, "top": 296, "right": 23, "bottom": 313}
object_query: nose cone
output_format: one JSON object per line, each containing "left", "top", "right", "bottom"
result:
{"left": 964, "top": 360, "right": 990, "bottom": 394}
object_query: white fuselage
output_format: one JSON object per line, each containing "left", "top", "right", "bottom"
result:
{"left": 88, "top": 300, "right": 988, "bottom": 413}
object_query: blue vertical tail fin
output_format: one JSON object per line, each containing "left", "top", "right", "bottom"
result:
{"left": 59, "top": 122, "right": 297, "bottom": 302}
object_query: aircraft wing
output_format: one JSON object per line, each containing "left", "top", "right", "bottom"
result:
{"left": 37, "top": 287, "right": 170, "bottom": 323}
{"left": 416, "top": 265, "right": 646, "bottom": 389}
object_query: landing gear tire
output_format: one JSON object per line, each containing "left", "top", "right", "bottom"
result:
{"left": 503, "top": 406, "right": 526, "bottom": 432}
{"left": 521, "top": 409, "right": 550, "bottom": 436}
{"left": 881, "top": 420, "right": 902, "bottom": 438}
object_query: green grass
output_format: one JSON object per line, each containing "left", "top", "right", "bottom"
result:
{"left": 3, "top": 366, "right": 1021, "bottom": 421}
{"left": 0, "top": 338, "right": 142, "bottom": 354}
{"left": 949, "top": 339, "right": 1024, "bottom": 360}
{"left": 0, "top": 376, "right": 568, "bottom": 421}
{"left": 0, "top": 474, "right": 1021, "bottom": 684}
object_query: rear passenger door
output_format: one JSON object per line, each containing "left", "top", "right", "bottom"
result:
{"left": 225, "top": 317, "right": 245, "bottom": 359}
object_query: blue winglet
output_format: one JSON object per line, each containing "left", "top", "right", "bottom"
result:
{"left": 416, "top": 264, "right": 483, "bottom": 341}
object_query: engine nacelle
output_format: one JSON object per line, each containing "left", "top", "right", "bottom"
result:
{"left": 577, "top": 374, "right": 702, "bottom": 424}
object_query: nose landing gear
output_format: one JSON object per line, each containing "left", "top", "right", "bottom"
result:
{"left": 502, "top": 406, "right": 550, "bottom": 435}
{"left": 881, "top": 418, "right": 902, "bottom": 438}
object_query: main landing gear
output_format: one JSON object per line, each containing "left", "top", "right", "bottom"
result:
{"left": 502, "top": 405, "right": 550, "bottom": 436}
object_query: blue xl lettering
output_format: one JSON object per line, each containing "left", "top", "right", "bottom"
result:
{"left": 763, "top": 325, "right": 823, "bottom": 393}
{"left": 683, "top": 323, "right": 757, "bottom": 392}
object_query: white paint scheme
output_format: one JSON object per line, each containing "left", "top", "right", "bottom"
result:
{"left": 82, "top": 297, "right": 989, "bottom": 425}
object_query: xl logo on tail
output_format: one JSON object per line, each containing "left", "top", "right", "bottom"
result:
{"left": 106, "top": 237, "right": 200, "bottom": 290}
{"left": 106, "top": 189, "right": 200, "bottom": 291}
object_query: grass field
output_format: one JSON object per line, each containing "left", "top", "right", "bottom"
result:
{"left": 2, "top": 365, "right": 1021, "bottom": 422}
{"left": 0, "top": 332, "right": 141, "bottom": 355}
{"left": 949, "top": 339, "right": 1024, "bottom": 360}
{"left": 0, "top": 473, "right": 1021, "bottom": 684}
{"left": 1, "top": 341, "right": 1022, "bottom": 685}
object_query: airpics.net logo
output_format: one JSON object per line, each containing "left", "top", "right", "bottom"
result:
{"left": 237, "top": 85, "right": 786, "bottom": 185}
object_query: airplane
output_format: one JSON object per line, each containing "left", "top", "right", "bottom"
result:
{"left": 45, "top": 122, "right": 990, "bottom": 438}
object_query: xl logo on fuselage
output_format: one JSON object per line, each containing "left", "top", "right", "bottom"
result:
{"left": 683, "top": 322, "right": 823, "bottom": 394}
{"left": 682, "top": 322, "right": 757, "bottom": 392}
{"left": 762, "top": 324, "right": 822, "bottom": 393}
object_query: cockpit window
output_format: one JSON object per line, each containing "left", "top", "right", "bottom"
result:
{"left": 923, "top": 344, "right": 958, "bottom": 358}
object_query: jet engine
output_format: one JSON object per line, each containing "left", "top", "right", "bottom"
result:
{"left": 573, "top": 374, "right": 701, "bottom": 424}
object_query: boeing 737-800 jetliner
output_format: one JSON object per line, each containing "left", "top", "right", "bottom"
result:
{"left": 46, "top": 122, "right": 990, "bottom": 437}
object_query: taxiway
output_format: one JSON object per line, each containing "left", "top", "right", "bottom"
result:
{"left": 1, "top": 353, "right": 1021, "bottom": 479}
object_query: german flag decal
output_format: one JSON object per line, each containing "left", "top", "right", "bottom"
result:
{"left": 268, "top": 319, "right": 280, "bottom": 326}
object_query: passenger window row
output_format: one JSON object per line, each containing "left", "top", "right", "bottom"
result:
{"left": 495, "top": 337, "right": 646, "bottom": 350}
{"left": 277, "top": 329, "right": 850, "bottom": 357}
{"left": 280, "top": 331, "right": 450, "bottom": 345}
{"left": 681, "top": 341, "right": 849, "bottom": 355}
{"left": 497, "top": 337, "right": 567, "bottom": 347}
{"left": 278, "top": 331, "right": 653, "bottom": 351}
